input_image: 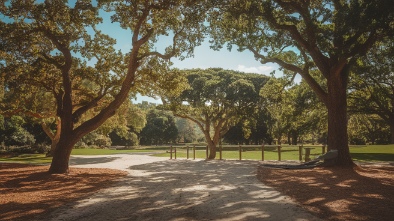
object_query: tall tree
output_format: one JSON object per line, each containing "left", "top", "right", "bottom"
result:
{"left": 0, "top": 80, "right": 62, "bottom": 155}
{"left": 1, "top": 0, "right": 206, "bottom": 173}
{"left": 161, "top": 68, "right": 268, "bottom": 159}
{"left": 348, "top": 114, "right": 390, "bottom": 145}
{"left": 260, "top": 78, "right": 293, "bottom": 144}
{"left": 208, "top": 0, "right": 394, "bottom": 166}
{"left": 176, "top": 118, "right": 197, "bottom": 143}
{"left": 108, "top": 102, "right": 147, "bottom": 146}
{"left": 140, "top": 109, "right": 178, "bottom": 145}
{"left": 287, "top": 79, "right": 326, "bottom": 145}
{"left": 349, "top": 39, "right": 394, "bottom": 143}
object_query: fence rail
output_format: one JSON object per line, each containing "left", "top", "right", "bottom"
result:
{"left": 166, "top": 144, "right": 327, "bottom": 162}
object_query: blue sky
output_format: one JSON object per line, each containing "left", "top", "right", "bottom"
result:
{"left": 97, "top": 12, "right": 279, "bottom": 76}
{"left": 3, "top": 1, "right": 294, "bottom": 104}
{"left": 97, "top": 16, "right": 288, "bottom": 103}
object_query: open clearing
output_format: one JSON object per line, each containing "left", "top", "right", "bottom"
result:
{"left": 1, "top": 153, "right": 393, "bottom": 221}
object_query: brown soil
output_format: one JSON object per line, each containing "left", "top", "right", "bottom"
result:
{"left": 0, "top": 163, "right": 127, "bottom": 221}
{"left": 257, "top": 165, "right": 394, "bottom": 221}
{"left": 1, "top": 162, "right": 393, "bottom": 221}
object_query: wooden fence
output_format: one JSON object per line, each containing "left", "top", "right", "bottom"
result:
{"left": 167, "top": 144, "right": 327, "bottom": 162}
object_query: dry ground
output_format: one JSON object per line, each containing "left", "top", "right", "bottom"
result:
{"left": 0, "top": 163, "right": 127, "bottom": 221}
{"left": 1, "top": 161, "right": 393, "bottom": 221}
{"left": 257, "top": 164, "right": 394, "bottom": 221}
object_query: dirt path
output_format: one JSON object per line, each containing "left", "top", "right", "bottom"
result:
{"left": 46, "top": 154, "right": 321, "bottom": 221}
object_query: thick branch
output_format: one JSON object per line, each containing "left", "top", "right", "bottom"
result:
{"left": 248, "top": 47, "right": 328, "bottom": 105}
{"left": 262, "top": 2, "right": 330, "bottom": 72}
{"left": 72, "top": 90, "right": 107, "bottom": 123}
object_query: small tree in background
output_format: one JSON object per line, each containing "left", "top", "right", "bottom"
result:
{"left": 140, "top": 110, "right": 178, "bottom": 145}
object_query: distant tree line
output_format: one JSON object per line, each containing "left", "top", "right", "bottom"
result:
{"left": 2, "top": 68, "right": 391, "bottom": 155}
{"left": 1, "top": 1, "right": 393, "bottom": 172}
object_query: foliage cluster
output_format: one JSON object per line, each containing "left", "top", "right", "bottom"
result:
{"left": 1, "top": 1, "right": 393, "bottom": 171}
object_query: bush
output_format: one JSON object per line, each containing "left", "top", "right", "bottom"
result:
{"left": 80, "top": 132, "right": 111, "bottom": 148}
{"left": 6, "top": 144, "right": 50, "bottom": 154}
{"left": 9, "top": 128, "right": 36, "bottom": 146}
{"left": 31, "top": 144, "right": 50, "bottom": 154}
{"left": 349, "top": 137, "right": 366, "bottom": 145}
{"left": 74, "top": 140, "right": 88, "bottom": 149}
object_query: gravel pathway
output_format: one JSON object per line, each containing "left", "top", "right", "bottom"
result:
{"left": 47, "top": 154, "right": 321, "bottom": 221}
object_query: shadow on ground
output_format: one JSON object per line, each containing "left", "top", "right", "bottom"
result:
{"left": 69, "top": 156, "right": 121, "bottom": 165}
{"left": 258, "top": 165, "right": 394, "bottom": 221}
{"left": 48, "top": 159, "right": 320, "bottom": 221}
{"left": 0, "top": 163, "right": 126, "bottom": 221}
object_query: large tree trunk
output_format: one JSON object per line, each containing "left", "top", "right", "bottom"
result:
{"left": 48, "top": 133, "right": 79, "bottom": 173}
{"left": 47, "top": 138, "right": 60, "bottom": 157}
{"left": 203, "top": 131, "right": 217, "bottom": 159}
{"left": 326, "top": 69, "right": 353, "bottom": 167}
{"left": 207, "top": 141, "right": 217, "bottom": 159}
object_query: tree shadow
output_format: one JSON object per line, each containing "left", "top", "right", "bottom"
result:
{"left": 257, "top": 165, "right": 394, "bottom": 221}
{"left": 69, "top": 156, "right": 121, "bottom": 165}
{"left": 48, "top": 160, "right": 320, "bottom": 221}
{"left": 0, "top": 163, "right": 126, "bottom": 221}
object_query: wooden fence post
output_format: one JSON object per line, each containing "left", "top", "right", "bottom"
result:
{"left": 322, "top": 145, "right": 326, "bottom": 154}
{"left": 174, "top": 146, "right": 177, "bottom": 159}
{"left": 220, "top": 143, "right": 222, "bottom": 160}
{"left": 298, "top": 145, "right": 303, "bottom": 161}
{"left": 206, "top": 145, "right": 208, "bottom": 159}
{"left": 305, "top": 148, "right": 312, "bottom": 162}
{"left": 239, "top": 145, "right": 242, "bottom": 160}
{"left": 187, "top": 146, "right": 189, "bottom": 159}
{"left": 170, "top": 145, "right": 173, "bottom": 159}
{"left": 277, "top": 145, "right": 281, "bottom": 161}
{"left": 261, "top": 143, "right": 265, "bottom": 161}
{"left": 193, "top": 145, "right": 196, "bottom": 160}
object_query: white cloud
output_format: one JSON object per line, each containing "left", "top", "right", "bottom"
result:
{"left": 236, "top": 65, "right": 274, "bottom": 75}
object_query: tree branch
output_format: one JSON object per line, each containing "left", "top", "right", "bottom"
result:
{"left": 71, "top": 89, "right": 108, "bottom": 123}
{"left": 248, "top": 46, "right": 328, "bottom": 104}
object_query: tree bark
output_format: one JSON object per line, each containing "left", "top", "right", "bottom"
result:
{"left": 204, "top": 132, "right": 217, "bottom": 159}
{"left": 48, "top": 133, "right": 79, "bottom": 173}
{"left": 207, "top": 142, "right": 217, "bottom": 159}
{"left": 42, "top": 118, "right": 61, "bottom": 157}
{"left": 326, "top": 68, "right": 354, "bottom": 167}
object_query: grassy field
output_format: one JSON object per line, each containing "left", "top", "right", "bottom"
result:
{"left": 153, "top": 145, "right": 394, "bottom": 162}
{"left": 0, "top": 154, "right": 53, "bottom": 164}
{"left": 0, "top": 145, "right": 393, "bottom": 164}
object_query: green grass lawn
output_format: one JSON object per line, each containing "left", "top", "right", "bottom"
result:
{"left": 153, "top": 145, "right": 394, "bottom": 162}
{"left": 349, "top": 145, "right": 394, "bottom": 162}
{"left": 154, "top": 146, "right": 313, "bottom": 161}
{"left": 1, "top": 144, "right": 393, "bottom": 164}
{"left": 0, "top": 153, "right": 53, "bottom": 164}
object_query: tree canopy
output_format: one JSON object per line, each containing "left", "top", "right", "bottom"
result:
{"left": 349, "top": 39, "right": 394, "bottom": 143}
{"left": 1, "top": 0, "right": 393, "bottom": 170}
{"left": 161, "top": 68, "right": 269, "bottom": 159}
{"left": 140, "top": 109, "right": 178, "bottom": 145}
{"left": 208, "top": 0, "right": 394, "bottom": 166}
{"left": 0, "top": 0, "right": 207, "bottom": 173}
